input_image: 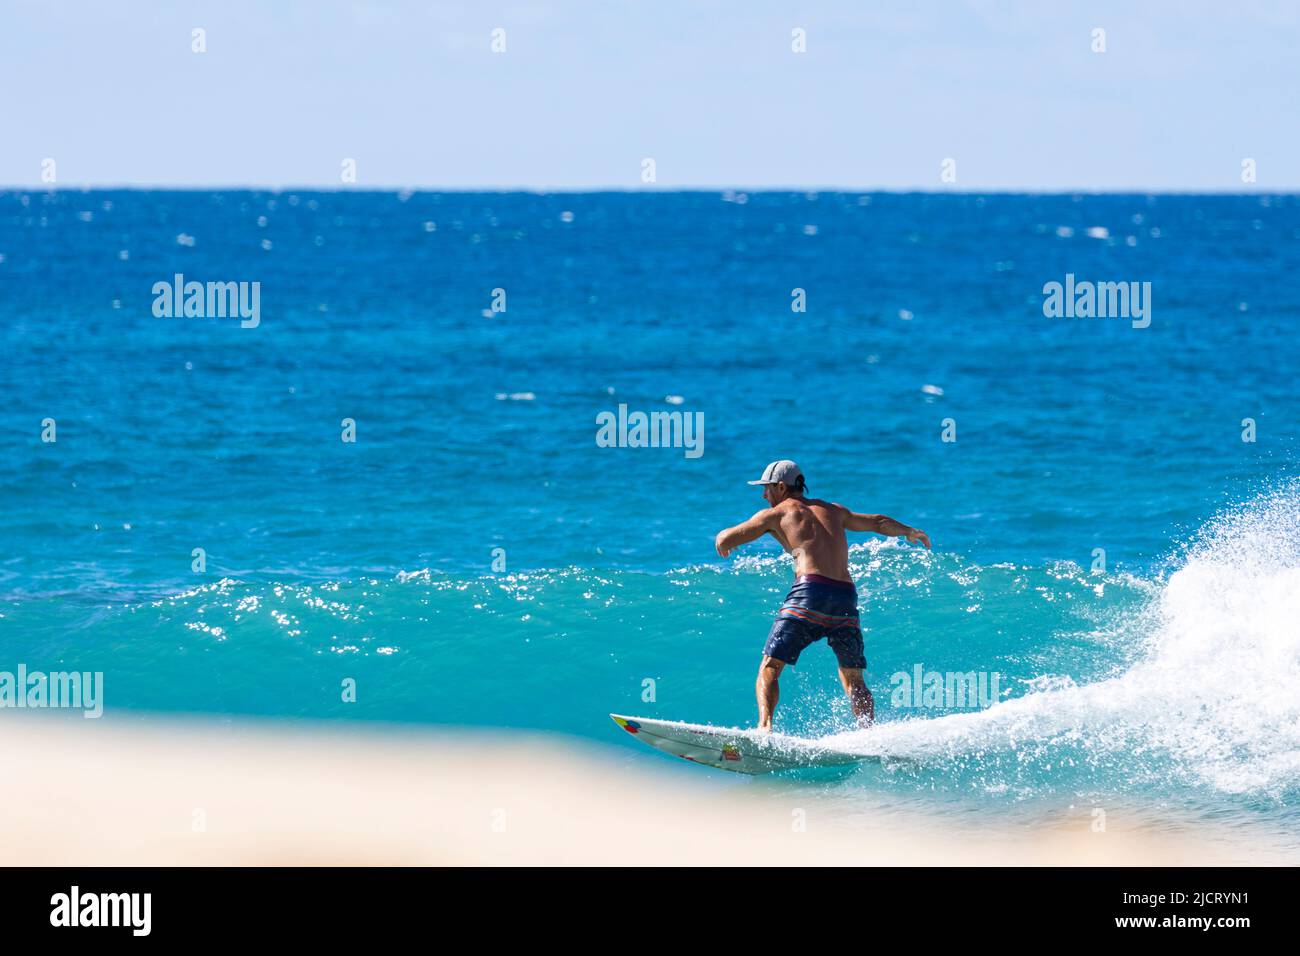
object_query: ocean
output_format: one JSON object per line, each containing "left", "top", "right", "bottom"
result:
{"left": 2, "top": 189, "right": 1298, "bottom": 851}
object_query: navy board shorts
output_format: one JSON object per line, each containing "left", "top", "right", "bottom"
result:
{"left": 763, "top": 574, "right": 867, "bottom": 669}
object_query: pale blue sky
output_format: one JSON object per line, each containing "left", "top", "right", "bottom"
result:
{"left": 2, "top": 0, "right": 1297, "bottom": 190}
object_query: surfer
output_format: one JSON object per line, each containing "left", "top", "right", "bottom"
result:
{"left": 714, "top": 460, "right": 931, "bottom": 732}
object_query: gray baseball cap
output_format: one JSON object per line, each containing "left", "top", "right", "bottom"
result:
{"left": 747, "top": 460, "right": 804, "bottom": 486}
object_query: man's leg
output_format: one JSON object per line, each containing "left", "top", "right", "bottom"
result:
{"left": 837, "top": 667, "right": 874, "bottom": 726}
{"left": 756, "top": 656, "right": 785, "bottom": 732}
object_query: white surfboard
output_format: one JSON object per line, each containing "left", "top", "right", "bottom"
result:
{"left": 610, "top": 713, "right": 876, "bottom": 775}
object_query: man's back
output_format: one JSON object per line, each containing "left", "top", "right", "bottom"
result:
{"left": 770, "top": 497, "right": 851, "bottom": 582}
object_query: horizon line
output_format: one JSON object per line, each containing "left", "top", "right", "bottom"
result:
{"left": 1, "top": 185, "right": 1294, "bottom": 197}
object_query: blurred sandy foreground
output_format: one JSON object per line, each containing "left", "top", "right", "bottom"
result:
{"left": 1, "top": 715, "right": 1283, "bottom": 866}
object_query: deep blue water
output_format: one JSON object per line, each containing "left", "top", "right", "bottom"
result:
{"left": 2, "top": 190, "right": 1298, "bottom": 844}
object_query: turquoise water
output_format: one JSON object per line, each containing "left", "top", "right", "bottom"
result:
{"left": 2, "top": 190, "right": 1298, "bottom": 845}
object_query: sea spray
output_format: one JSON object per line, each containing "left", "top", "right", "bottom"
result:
{"left": 832, "top": 483, "right": 1300, "bottom": 802}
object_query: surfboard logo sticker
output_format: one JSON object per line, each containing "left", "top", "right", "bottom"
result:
{"left": 614, "top": 717, "right": 641, "bottom": 734}
{"left": 721, "top": 744, "right": 742, "bottom": 761}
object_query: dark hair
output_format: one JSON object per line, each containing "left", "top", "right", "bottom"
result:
{"left": 789, "top": 476, "right": 807, "bottom": 495}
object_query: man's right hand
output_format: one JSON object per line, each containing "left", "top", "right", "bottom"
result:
{"left": 906, "top": 528, "right": 931, "bottom": 549}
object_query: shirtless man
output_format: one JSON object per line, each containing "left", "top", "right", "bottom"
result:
{"left": 714, "top": 460, "right": 931, "bottom": 731}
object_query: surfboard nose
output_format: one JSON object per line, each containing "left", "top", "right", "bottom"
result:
{"left": 610, "top": 714, "right": 642, "bottom": 734}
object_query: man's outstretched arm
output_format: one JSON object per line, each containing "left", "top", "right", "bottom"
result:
{"left": 842, "top": 509, "right": 931, "bottom": 548}
{"left": 715, "top": 509, "right": 777, "bottom": 558}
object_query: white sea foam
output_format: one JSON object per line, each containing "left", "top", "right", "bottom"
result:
{"left": 832, "top": 484, "right": 1300, "bottom": 797}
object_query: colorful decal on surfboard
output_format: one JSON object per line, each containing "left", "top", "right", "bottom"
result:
{"left": 613, "top": 716, "right": 641, "bottom": 734}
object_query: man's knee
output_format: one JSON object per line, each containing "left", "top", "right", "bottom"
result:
{"left": 758, "top": 657, "right": 785, "bottom": 682}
